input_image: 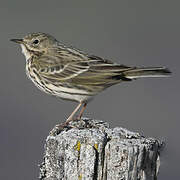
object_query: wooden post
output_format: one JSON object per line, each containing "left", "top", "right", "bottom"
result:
{"left": 39, "top": 118, "right": 163, "bottom": 180}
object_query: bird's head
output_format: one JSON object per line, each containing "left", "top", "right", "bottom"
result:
{"left": 11, "top": 32, "right": 57, "bottom": 60}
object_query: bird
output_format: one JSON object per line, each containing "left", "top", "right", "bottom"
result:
{"left": 11, "top": 32, "right": 171, "bottom": 127}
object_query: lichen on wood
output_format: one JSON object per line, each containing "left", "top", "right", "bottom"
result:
{"left": 39, "top": 118, "right": 163, "bottom": 180}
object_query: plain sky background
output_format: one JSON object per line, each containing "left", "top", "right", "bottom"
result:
{"left": 0, "top": 0, "right": 179, "bottom": 179}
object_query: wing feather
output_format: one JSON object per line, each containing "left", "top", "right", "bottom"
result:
{"left": 33, "top": 54, "right": 133, "bottom": 93}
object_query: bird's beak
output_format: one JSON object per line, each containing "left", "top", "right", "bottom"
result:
{"left": 10, "top": 39, "right": 24, "bottom": 44}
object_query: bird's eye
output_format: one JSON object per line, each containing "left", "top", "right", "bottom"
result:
{"left": 33, "top": 39, "right": 39, "bottom": 45}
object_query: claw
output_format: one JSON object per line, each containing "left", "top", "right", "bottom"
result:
{"left": 49, "top": 122, "right": 70, "bottom": 136}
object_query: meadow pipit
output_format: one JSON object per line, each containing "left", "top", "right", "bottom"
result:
{"left": 11, "top": 32, "right": 171, "bottom": 127}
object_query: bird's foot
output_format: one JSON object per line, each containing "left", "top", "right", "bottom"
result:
{"left": 67, "top": 116, "right": 88, "bottom": 129}
{"left": 49, "top": 122, "right": 72, "bottom": 136}
{"left": 49, "top": 117, "right": 85, "bottom": 136}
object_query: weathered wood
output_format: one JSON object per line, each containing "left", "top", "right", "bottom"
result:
{"left": 39, "top": 118, "right": 163, "bottom": 180}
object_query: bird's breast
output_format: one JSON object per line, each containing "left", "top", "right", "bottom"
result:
{"left": 26, "top": 60, "right": 49, "bottom": 94}
{"left": 25, "top": 60, "right": 93, "bottom": 103}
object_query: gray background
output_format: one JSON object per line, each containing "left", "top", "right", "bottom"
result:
{"left": 0, "top": 0, "right": 179, "bottom": 179}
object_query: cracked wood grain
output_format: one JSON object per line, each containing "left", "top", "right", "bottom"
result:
{"left": 39, "top": 118, "right": 163, "bottom": 180}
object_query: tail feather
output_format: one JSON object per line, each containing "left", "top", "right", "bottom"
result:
{"left": 124, "top": 67, "right": 171, "bottom": 79}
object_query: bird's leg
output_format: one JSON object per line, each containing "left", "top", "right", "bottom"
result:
{"left": 65, "top": 102, "right": 83, "bottom": 124}
{"left": 50, "top": 103, "right": 83, "bottom": 136}
{"left": 77, "top": 103, "right": 87, "bottom": 120}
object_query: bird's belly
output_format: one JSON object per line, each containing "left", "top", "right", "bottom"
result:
{"left": 54, "top": 91, "right": 93, "bottom": 102}
{"left": 26, "top": 68, "right": 93, "bottom": 103}
{"left": 44, "top": 83, "right": 93, "bottom": 102}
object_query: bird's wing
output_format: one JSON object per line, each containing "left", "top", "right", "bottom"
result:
{"left": 36, "top": 54, "right": 133, "bottom": 93}
{"left": 36, "top": 55, "right": 90, "bottom": 80}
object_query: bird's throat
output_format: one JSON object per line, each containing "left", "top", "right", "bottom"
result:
{"left": 20, "top": 44, "right": 31, "bottom": 60}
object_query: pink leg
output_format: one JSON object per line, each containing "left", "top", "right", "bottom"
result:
{"left": 77, "top": 103, "right": 87, "bottom": 119}
{"left": 65, "top": 102, "right": 83, "bottom": 124}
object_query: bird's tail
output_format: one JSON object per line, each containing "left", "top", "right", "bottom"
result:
{"left": 124, "top": 67, "right": 171, "bottom": 79}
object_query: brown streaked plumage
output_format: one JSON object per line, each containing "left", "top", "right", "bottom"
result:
{"left": 11, "top": 32, "right": 171, "bottom": 126}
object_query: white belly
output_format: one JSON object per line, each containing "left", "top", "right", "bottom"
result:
{"left": 54, "top": 91, "right": 93, "bottom": 102}
{"left": 26, "top": 65, "right": 93, "bottom": 103}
